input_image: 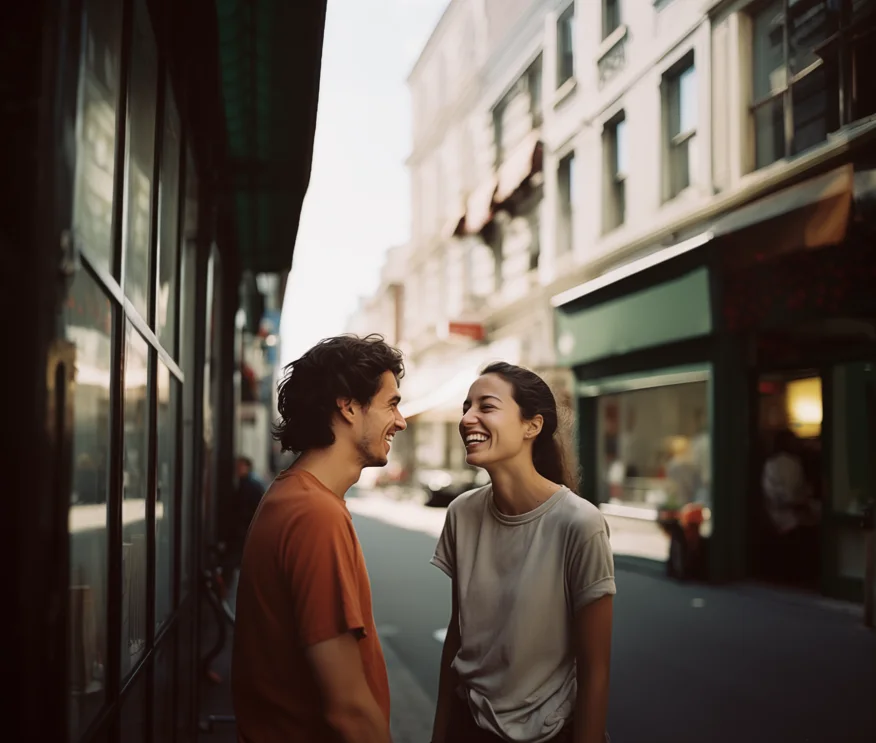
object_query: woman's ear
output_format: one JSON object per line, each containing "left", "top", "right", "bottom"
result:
{"left": 524, "top": 414, "right": 544, "bottom": 439}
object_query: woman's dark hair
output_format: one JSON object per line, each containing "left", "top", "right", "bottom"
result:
{"left": 274, "top": 334, "right": 404, "bottom": 453}
{"left": 480, "top": 362, "right": 577, "bottom": 491}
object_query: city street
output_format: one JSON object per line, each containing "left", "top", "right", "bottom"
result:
{"left": 350, "top": 493, "right": 876, "bottom": 743}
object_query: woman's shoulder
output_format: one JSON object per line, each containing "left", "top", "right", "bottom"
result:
{"left": 557, "top": 490, "right": 611, "bottom": 541}
{"left": 447, "top": 483, "right": 492, "bottom": 516}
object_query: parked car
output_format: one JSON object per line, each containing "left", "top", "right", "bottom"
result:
{"left": 419, "top": 467, "right": 490, "bottom": 508}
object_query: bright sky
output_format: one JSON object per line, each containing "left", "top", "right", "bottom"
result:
{"left": 279, "top": 0, "right": 449, "bottom": 366}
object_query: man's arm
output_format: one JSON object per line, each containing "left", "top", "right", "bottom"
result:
{"left": 573, "top": 595, "right": 613, "bottom": 743}
{"left": 431, "top": 580, "right": 461, "bottom": 743}
{"left": 306, "top": 631, "right": 393, "bottom": 743}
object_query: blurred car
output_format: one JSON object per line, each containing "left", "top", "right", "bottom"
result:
{"left": 419, "top": 467, "right": 490, "bottom": 508}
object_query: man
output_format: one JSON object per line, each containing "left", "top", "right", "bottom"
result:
{"left": 232, "top": 334, "right": 407, "bottom": 743}
{"left": 232, "top": 456, "right": 265, "bottom": 546}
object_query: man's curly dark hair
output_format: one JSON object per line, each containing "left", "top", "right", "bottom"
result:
{"left": 273, "top": 334, "right": 405, "bottom": 454}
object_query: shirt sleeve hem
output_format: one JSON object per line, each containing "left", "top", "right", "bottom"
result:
{"left": 572, "top": 576, "right": 617, "bottom": 612}
{"left": 430, "top": 554, "right": 454, "bottom": 578}
{"left": 300, "top": 621, "right": 367, "bottom": 649}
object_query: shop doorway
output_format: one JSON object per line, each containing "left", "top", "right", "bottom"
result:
{"left": 751, "top": 371, "right": 824, "bottom": 591}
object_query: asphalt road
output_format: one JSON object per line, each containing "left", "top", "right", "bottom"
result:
{"left": 352, "top": 511, "right": 876, "bottom": 743}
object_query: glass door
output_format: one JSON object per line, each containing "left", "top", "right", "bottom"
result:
{"left": 823, "top": 360, "right": 876, "bottom": 601}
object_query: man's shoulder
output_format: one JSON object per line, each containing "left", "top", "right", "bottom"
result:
{"left": 267, "top": 473, "right": 351, "bottom": 528}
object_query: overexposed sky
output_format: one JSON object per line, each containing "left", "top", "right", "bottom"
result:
{"left": 280, "top": 0, "right": 449, "bottom": 366}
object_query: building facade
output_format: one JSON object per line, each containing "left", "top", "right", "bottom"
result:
{"left": 355, "top": 0, "right": 875, "bottom": 601}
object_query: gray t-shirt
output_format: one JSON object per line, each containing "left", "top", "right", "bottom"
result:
{"left": 431, "top": 485, "right": 616, "bottom": 743}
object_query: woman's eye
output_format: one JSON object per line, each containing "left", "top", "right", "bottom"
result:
{"left": 481, "top": 405, "right": 494, "bottom": 411}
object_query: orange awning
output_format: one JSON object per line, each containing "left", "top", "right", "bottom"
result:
{"left": 463, "top": 177, "right": 498, "bottom": 235}
{"left": 495, "top": 131, "right": 543, "bottom": 204}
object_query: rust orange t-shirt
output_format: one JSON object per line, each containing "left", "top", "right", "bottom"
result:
{"left": 231, "top": 469, "right": 390, "bottom": 742}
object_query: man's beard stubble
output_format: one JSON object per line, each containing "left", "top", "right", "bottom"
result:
{"left": 355, "top": 434, "right": 387, "bottom": 469}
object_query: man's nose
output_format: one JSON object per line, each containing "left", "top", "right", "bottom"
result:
{"left": 395, "top": 411, "right": 407, "bottom": 430}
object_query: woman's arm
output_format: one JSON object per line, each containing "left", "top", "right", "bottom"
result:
{"left": 431, "top": 579, "right": 461, "bottom": 743}
{"left": 572, "top": 594, "right": 613, "bottom": 743}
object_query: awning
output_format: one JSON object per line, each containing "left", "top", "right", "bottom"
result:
{"left": 712, "top": 164, "right": 854, "bottom": 271}
{"left": 214, "top": 0, "right": 327, "bottom": 273}
{"left": 462, "top": 177, "right": 498, "bottom": 235}
{"left": 552, "top": 163, "right": 857, "bottom": 309}
{"left": 495, "top": 131, "right": 543, "bottom": 204}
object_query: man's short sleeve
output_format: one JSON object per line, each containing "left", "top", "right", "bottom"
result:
{"left": 430, "top": 505, "right": 456, "bottom": 579}
{"left": 566, "top": 518, "right": 617, "bottom": 613}
{"left": 279, "top": 504, "right": 366, "bottom": 648}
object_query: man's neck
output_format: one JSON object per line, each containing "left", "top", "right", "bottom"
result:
{"left": 293, "top": 447, "right": 362, "bottom": 499}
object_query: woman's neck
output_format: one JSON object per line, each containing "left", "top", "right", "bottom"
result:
{"left": 488, "top": 459, "right": 561, "bottom": 516}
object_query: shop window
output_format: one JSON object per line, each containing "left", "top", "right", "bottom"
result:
{"left": 557, "top": 151, "right": 575, "bottom": 255}
{"left": 597, "top": 382, "right": 711, "bottom": 511}
{"left": 153, "top": 636, "right": 176, "bottom": 742}
{"left": 72, "top": 0, "right": 123, "bottom": 274}
{"left": 122, "top": 324, "right": 151, "bottom": 676}
{"left": 557, "top": 5, "right": 575, "bottom": 88}
{"left": 157, "top": 81, "right": 181, "bottom": 356}
{"left": 663, "top": 57, "right": 697, "bottom": 200}
{"left": 831, "top": 362, "right": 874, "bottom": 517}
{"left": 155, "top": 360, "right": 178, "bottom": 628}
{"left": 123, "top": 0, "right": 158, "bottom": 319}
{"left": 119, "top": 670, "right": 148, "bottom": 743}
{"left": 603, "top": 0, "right": 622, "bottom": 40}
{"left": 65, "top": 269, "right": 113, "bottom": 740}
{"left": 602, "top": 113, "right": 627, "bottom": 232}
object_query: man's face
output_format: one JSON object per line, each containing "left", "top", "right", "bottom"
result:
{"left": 354, "top": 371, "right": 407, "bottom": 468}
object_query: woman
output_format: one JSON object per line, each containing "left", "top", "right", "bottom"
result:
{"left": 430, "top": 363, "right": 615, "bottom": 743}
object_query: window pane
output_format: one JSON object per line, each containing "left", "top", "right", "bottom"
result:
{"left": 175, "top": 609, "right": 195, "bottom": 739}
{"left": 119, "top": 672, "right": 147, "bottom": 743}
{"left": 123, "top": 0, "right": 158, "bottom": 319}
{"left": 615, "top": 119, "right": 628, "bottom": 177}
{"left": 73, "top": 0, "right": 122, "bottom": 273}
{"left": 788, "top": 0, "right": 837, "bottom": 75}
{"left": 157, "top": 84, "right": 181, "bottom": 355}
{"left": 597, "top": 383, "right": 711, "bottom": 561}
{"left": 155, "top": 361, "right": 177, "bottom": 628}
{"left": 831, "top": 362, "right": 874, "bottom": 516}
{"left": 791, "top": 64, "right": 834, "bottom": 155}
{"left": 671, "top": 138, "right": 691, "bottom": 195}
{"left": 755, "top": 97, "right": 786, "bottom": 169}
{"left": 65, "top": 269, "right": 113, "bottom": 740}
{"left": 153, "top": 637, "right": 176, "bottom": 742}
{"left": 678, "top": 65, "right": 697, "bottom": 134}
{"left": 557, "top": 9, "right": 574, "bottom": 86}
{"left": 603, "top": 0, "right": 621, "bottom": 39}
{"left": 753, "top": 1, "right": 787, "bottom": 100}
{"left": 122, "top": 325, "right": 150, "bottom": 676}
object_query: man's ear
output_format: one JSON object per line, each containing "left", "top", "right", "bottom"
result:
{"left": 337, "top": 397, "right": 356, "bottom": 425}
{"left": 524, "top": 414, "right": 544, "bottom": 440}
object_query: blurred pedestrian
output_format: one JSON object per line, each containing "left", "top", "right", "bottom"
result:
{"left": 232, "top": 334, "right": 407, "bottom": 743}
{"left": 431, "top": 362, "right": 615, "bottom": 743}
{"left": 228, "top": 456, "right": 265, "bottom": 567}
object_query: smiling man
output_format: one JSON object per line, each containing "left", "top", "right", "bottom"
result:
{"left": 232, "top": 334, "right": 406, "bottom": 743}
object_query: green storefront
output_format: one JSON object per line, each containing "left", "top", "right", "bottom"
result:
{"left": 554, "top": 163, "right": 876, "bottom": 601}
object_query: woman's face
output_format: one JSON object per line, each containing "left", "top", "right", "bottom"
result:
{"left": 459, "top": 374, "right": 539, "bottom": 468}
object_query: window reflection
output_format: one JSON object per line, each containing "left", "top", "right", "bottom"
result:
{"left": 122, "top": 325, "right": 150, "bottom": 675}
{"left": 598, "top": 381, "right": 711, "bottom": 511}
{"left": 155, "top": 360, "right": 177, "bottom": 628}
{"left": 65, "top": 269, "right": 113, "bottom": 740}
{"left": 119, "top": 671, "right": 147, "bottom": 743}
{"left": 157, "top": 83, "right": 181, "bottom": 354}
{"left": 153, "top": 639, "right": 175, "bottom": 742}
{"left": 123, "top": 0, "right": 158, "bottom": 319}
{"left": 72, "top": 0, "right": 122, "bottom": 272}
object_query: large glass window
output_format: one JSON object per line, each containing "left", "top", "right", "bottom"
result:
{"left": 65, "top": 269, "right": 113, "bottom": 740}
{"left": 155, "top": 360, "right": 178, "bottom": 628}
{"left": 749, "top": 0, "right": 876, "bottom": 169}
{"left": 119, "top": 672, "right": 147, "bottom": 743}
{"left": 123, "top": 0, "right": 158, "bottom": 319}
{"left": 597, "top": 381, "right": 711, "bottom": 511}
{"left": 831, "top": 362, "right": 874, "bottom": 516}
{"left": 72, "top": 0, "right": 122, "bottom": 273}
{"left": 157, "top": 82, "right": 181, "bottom": 355}
{"left": 153, "top": 639, "right": 176, "bottom": 742}
{"left": 664, "top": 59, "right": 697, "bottom": 199}
{"left": 122, "top": 325, "right": 151, "bottom": 676}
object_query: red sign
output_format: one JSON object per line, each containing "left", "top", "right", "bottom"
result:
{"left": 448, "top": 321, "right": 485, "bottom": 342}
